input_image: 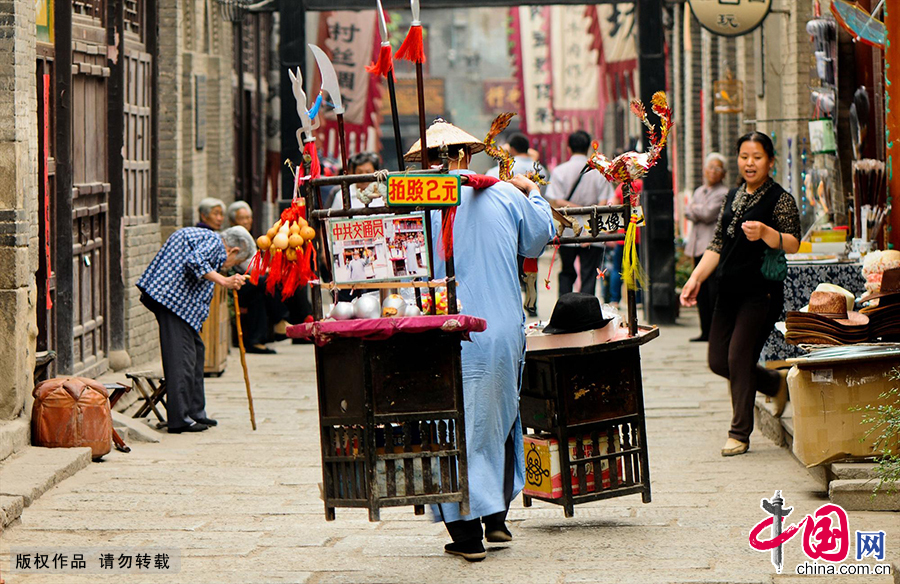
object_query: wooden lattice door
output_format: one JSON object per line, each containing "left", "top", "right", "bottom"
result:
{"left": 123, "top": 0, "right": 153, "bottom": 222}
{"left": 71, "top": 0, "right": 110, "bottom": 376}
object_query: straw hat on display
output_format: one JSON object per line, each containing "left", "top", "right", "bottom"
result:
{"left": 785, "top": 291, "right": 869, "bottom": 345}
{"left": 798, "top": 283, "right": 856, "bottom": 313}
{"left": 403, "top": 119, "right": 485, "bottom": 162}
{"left": 859, "top": 267, "right": 900, "bottom": 339}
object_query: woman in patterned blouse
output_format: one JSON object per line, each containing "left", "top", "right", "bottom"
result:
{"left": 680, "top": 132, "right": 801, "bottom": 457}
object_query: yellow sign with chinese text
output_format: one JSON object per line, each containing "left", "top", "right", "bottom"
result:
{"left": 386, "top": 175, "right": 460, "bottom": 207}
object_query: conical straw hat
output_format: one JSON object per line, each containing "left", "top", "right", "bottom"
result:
{"left": 403, "top": 118, "right": 485, "bottom": 162}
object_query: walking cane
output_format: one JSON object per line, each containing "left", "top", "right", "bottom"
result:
{"left": 232, "top": 289, "right": 257, "bottom": 430}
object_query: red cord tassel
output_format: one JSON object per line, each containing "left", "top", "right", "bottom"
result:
{"left": 300, "top": 142, "right": 321, "bottom": 184}
{"left": 266, "top": 250, "right": 284, "bottom": 294}
{"left": 440, "top": 207, "right": 456, "bottom": 260}
{"left": 281, "top": 258, "right": 302, "bottom": 301}
{"left": 395, "top": 24, "right": 425, "bottom": 64}
{"left": 366, "top": 43, "right": 394, "bottom": 78}
{"left": 247, "top": 250, "right": 268, "bottom": 286}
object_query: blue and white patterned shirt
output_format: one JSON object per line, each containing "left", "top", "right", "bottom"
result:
{"left": 137, "top": 227, "right": 227, "bottom": 331}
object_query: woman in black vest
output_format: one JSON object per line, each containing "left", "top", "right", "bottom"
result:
{"left": 680, "top": 132, "right": 801, "bottom": 456}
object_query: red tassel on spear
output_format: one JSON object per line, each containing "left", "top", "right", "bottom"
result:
{"left": 395, "top": 23, "right": 425, "bottom": 64}
{"left": 367, "top": 42, "right": 394, "bottom": 78}
{"left": 395, "top": 0, "right": 425, "bottom": 64}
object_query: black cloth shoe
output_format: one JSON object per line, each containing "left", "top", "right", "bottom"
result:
{"left": 484, "top": 523, "right": 512, "bottom": 543}
{"left": 191, "top": 417, "right": 217, "bottom": 427}
{"left": 525, "top": 306, "right": 538, "bottom": 318}
{"left": 246, "top": 344, "right": 277, "bottom": 354}
{"left": 444, "top": 539, "right": 486, "bottom": 562}
{"left": 168, "top": 423, "right": 209, "bottom": 434}
{"left": 689, "top": 336, "right": 708, "bottom": 342}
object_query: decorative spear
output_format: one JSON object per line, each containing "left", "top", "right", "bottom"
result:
{"left": 367, "top": 0, "right": 406, "bottom": 171}
{"left": 396, "top": 0, "right": 439, "bottom": 314}
{"left": 309, "top": 44, "right": 352, "bottom": 208}
{"left": 395, "top": 0, "right": 427, "bottom": 171}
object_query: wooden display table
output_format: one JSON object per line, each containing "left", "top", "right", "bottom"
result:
{"left": 200, "top": 285, "right": 229, "bottom": 376}
{"left": 289, "top": 315, "right": 486, "bottom": 521}
{"left": 520, "top": 325, "right": 658, "bottom": 517}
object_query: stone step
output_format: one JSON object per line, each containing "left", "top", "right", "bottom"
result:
{"left": 111, "top": 410, "right": 163, "bottom": 444}
{"left": 829, "top": 479, "right": 900, "bottom": 511}
{"left": 831, "top": 462, "right": 880, "bottom": 480}
{"left": 0, "top": 417, "right": 30, "bottom": 463}
{"left": 0, "top": 445, "right": 92, "bottom": 530}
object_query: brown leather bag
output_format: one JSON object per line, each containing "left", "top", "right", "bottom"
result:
{"left": 32, "top": 377, "right": 112, "bottom": 460}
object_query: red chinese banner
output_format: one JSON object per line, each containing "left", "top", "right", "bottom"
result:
{"left": 315, "top": 11, "right": 384, "bottom": 159}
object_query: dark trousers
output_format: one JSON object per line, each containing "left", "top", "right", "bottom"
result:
{"left": 153, "top": 304, "right": 208, "bottom": 429}
{"left": 444, "top": 430, "right": 516, "bottom": 542}
{"left": 694, "top": 256, "right": 718, "bottom": 339}
{"left": 558, "top": 246, "right": 604, "bottom": 296}
{"left": 707, "top": 291, "right": 782, "bottom": 442}
{"left": 237, "top": 278, "right": 289, "bottom": 346}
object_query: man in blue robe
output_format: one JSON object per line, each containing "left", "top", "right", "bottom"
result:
{"left": 404, "top": 120, "right": 554, "bottom": 561}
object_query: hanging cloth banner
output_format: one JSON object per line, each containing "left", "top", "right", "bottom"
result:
{"left": 596, "top": 4, "right": 637, "bottom": 101}
{"left": 517, "top": 6, "right": 554, "bottom": 135}
{"left": 550, "top": 6, "right": 600, "bottom": 113}
{"left": 316, "top": 11, "right": 383, "bottom": 158}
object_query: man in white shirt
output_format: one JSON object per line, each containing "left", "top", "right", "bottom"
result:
{"left": 544, "top": 131, "right": 615, "bottom": 297}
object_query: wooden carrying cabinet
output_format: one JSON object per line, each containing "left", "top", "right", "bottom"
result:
{"left": 200, "top": 285, "right": 229, "bottom": 376}
{"left": 520, "top": 326, "right": 658, "bottom": 516}
{"left": 315, "top": 329, "right": 470, "bottom": 521}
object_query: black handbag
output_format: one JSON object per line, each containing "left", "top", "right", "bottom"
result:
{"left": 761, "top": 231, "right": 787, "bottom": 282}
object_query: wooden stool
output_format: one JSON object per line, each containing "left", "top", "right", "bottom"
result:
{"left": 104, "top": 382, "right": 132, "bottom": 453}
{"left": 126, "top": 371, "right": 167, "bottom": 428}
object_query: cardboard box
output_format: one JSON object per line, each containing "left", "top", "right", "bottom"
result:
{"left": 788, "top": 362, "right": 899, "bottom": 467}
{"left": 523, "top": 433, "right": 624, "bottom": 499}
{"left": 523, "top": 435, "right": 563, "bottom": 498}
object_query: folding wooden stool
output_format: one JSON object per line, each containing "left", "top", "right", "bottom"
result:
{"left": 126, "top": 371, "right": 167, "bottom": 428}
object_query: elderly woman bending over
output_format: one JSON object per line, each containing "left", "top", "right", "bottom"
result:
{"left": 137, "top": 226, "right": 254, "bottom": 433}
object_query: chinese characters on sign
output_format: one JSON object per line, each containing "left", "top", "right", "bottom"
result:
{"left": 688, "top": 0, "right": 772, "bottom": 37}
{"left": 323, "top": 11, "right": 375, "bottom": 125}
{"left": 11, "top": 548, "right": 179, "bottom": 574}
{"left": 386, "top": 175, "right": 460, "bottom": 207}
{"left": 550, "top": 6, "right": 601, "bottom": 112}
{"left": 328, "top": 214, "right": 430, "bottom": 283}
{"left": 518, "top": 6, "right": 554, "bottom": 134}
{"left": 483, "top": 80, "right": 523, "bottom": 114}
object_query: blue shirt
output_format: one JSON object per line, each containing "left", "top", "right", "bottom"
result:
{"left": 137, "top": 227, "right": 227, "bottom": 331}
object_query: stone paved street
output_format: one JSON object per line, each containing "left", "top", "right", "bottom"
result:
{"left": 1, "top": 300, "right": 898, "bottom": 583}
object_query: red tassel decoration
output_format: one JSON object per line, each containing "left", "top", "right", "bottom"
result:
{"left": 247, "top": 250, "right": 265, "bottom": 286}
{"left": 440, "top": 207, "right": 456, "bottom": 260}
{"left": 267, "top": 250, "right": 284, "bottom": 294}
{"left": 366, "top": 43, "right": 394, "bottom": 78}
{"left": 300, "top": 142, "right": 321, "bottom": 184}
{"left": 281, "top": 258, "right": 303, "bottom": 301}
{"left": 395, "top": 24, "right": 425, "bottom": 64}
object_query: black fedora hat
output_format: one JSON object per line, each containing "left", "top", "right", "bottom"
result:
{"left": 541, "top": 293, "right": 612, "bottom": 335}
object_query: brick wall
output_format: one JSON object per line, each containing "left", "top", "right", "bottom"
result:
{"left": 0, "top": 0, "right": 38, "bottom": 420}
{"left": 123, "top": 223, "right": 162, "bottom": 366}
{"left": 157, "top": 0, "right": 235, "bottom": 238}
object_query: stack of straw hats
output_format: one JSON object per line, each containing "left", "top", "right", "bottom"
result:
{"left": 785, "top": 288, "right": 869, "bottom": 346}
{"left": 860, "top": 267, "right": 900, "bottom": 340}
